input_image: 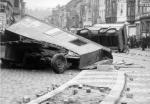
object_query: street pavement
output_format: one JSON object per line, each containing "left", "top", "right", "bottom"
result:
{"left": 113, "top": 48, "right": 150, "bottom": 104}
{"left": 28, "top": 70, "right": 121, "bottom": 104}
{"left": 0, "top": 67, "right": 80, "bottom": 104}
{"left": 0, "top": 48, "right": 150, "bottom": 104}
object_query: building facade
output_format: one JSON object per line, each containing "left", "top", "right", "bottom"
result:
{"left": 0, "top": 1, "right": 7, "bottom": 31}
{"left": 65, "top": 0, "right": 83, "bottom": 29}
{"left": 126, "top": 0, "right": 136, "bottom": 37}
{"left": 135, "top": 0, "right": 150, "bottom": 41}
{"left": 50, "top": 0, "right": 107, "bottom": 28}
{"left": 91, "top": 0, "right": 99, "bottom": 24}
{"left": 98, "top": 0, "right": 106, "bottom": 23}
{"left": 0, "top": 0, "right": 25, "bottom": 32}
{"left": 82, "top": 0, "right": 92, "bottom": 27}
{"left": 0, "top": 0, "right": 14, "bottom": 31}
{"left": 117, "top": 0, "right": 128, "bottom": 23}
{"left": 50, "top": 0, "right": 83, "bottom": 30}
{"left": 105, "top": 0, "right": 117, "bottom": 23}
{"left": 127, "top": 0, "right": 136, "bottom": 23}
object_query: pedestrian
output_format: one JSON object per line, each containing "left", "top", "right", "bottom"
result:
{"left": 147, "top": 35, "right": 150, "bottom": 48}
{"left": 141, "top": 35, "right": 147, "bottom": 51}
{"left": 125, "top": 41, "right": 130, "bottom": 54}
{"left": 133, "top": 35, "right": 136, "bottom": 48}
{"left": 130, "top": 36, "right": 134, "bottom": 48}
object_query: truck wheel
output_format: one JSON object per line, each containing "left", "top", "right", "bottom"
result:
{"left": 1, "top": 58, "right": 9, "bottom": 68}
{"left": 51, "top": 54, "right": 67, "bottom": 74}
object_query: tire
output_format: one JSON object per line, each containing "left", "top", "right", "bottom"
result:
{"left": 51, "top": 54, "right": 67, "bottom": 74}
{"left": 1, "top": 58, "right": 9, "bottom": 68}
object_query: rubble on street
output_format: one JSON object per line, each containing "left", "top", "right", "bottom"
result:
{"left": 1, "top": 41, "right": 150, "bottom": 104}
{"left": 25, "top": 49, "right": 150, "bottom": 104}
{"left": 1, "top": 0, "right": 150, "bottom": 104}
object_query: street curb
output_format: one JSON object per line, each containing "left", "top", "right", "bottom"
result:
{"left": 100, "top": 72, "right": 126, "bottom": 104}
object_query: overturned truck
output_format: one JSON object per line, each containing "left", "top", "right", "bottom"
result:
{"left": 77, "top": 24, "right": 128, "bottom": 52}
{"left": 1, "top": 16, "right": 113, "bottom": 73}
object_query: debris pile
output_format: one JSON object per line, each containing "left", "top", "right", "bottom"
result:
{"left": 41, "top": 84, "right": 111, "bottom": 104}
{"left": 113, "top": 59, "right": 145, "bottom": 70}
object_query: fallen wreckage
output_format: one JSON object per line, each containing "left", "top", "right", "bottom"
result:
{"left": 1, "top": 16, "right": 113, "bottom": 73}
{"left": 77, "top": 23, "right": 128, "bottom": 52}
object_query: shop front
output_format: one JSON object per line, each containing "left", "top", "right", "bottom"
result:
{"left": 137, "top": 14, "right": 150, "bottom": 48}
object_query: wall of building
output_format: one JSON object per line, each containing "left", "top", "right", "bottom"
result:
{"left": 91, "top": 0, "right": 99, "bottom": 24}
{"left": 98, "top": 0, "right": 106, "bottom": 23}
{"left": 49, "top": 0, "right": 83, "bottom": 29}
{"left": 0, "top": 0, "right": 25, "bottom": 32}
{"left": 135, "top": 0, "right": 150, "bottom": 41}
{"left": 105, "top": 0, "right": 117, "bottom": 23}
{"left": 117, "top": 0, "right": 127, "bottom": 23}
{"left": 0, "top": 1, "right": 7, "bottom": 31}
{"left": 83, "top": 0, "right": 92, "bottom": 27}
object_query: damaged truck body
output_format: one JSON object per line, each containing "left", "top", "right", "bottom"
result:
{"left": 1, "top": 16, "right": 113, "bottom": 73}
{"left": 77, "top": 24, "right": 128, "bottom": 52}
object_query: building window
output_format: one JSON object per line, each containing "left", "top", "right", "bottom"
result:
{"left": 14, "top": 0, "right": 19, "bottom": 7}
{"left": 0, "top": 4, "right": 5, "bottom": 12}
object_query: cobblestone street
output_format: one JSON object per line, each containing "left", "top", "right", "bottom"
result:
{"left": 1, "top": 48, "right": 150, "bottom": 104}
{"left": 0, "top": 67, "right": 80, "bottom": 104}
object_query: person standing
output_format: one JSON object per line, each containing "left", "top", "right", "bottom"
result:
{"left": 141, "top": 35, "right": 147, "bottom": 51}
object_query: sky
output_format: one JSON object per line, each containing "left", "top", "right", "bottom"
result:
{"left": 24, "top": 0, "right": 71, "bottom": 9}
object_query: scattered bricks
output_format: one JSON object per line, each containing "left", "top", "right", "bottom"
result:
{"left": 69, "top": 84, "right": 78, "bottom": 88}
{"left": 99, "top": 100, "right": 102, "bottom": 103}
{"left": 16, "top": 100, "right": 22, "bottom": 104}
{"left": 97, "top": 65, "right": 114, "bottom": 71}
{"left": 143, "top": 59, "right": 146, "bottom": 61}
{"left": 120, "top": 94, "right": 124, "bottom": 97}
{"left": 36, "top": 91, "right": 46, "bottom": 97}
{"left": 46, "top": 87, "right": 52, "bottom": 92}
{"left": 63, "top": 99, "right": 69, "bottom": 104}
{"left": 52, "top": 84, "right": 59, "bottom": 90}
{"left": 78, "top": 84, "right": 83, "bottom": 89}
{"left": 22, "top": 96, "right": 31, "bottom": 103}
{"left": 129, "top": 77, "right": 134, "bottom": 81}
{"left": 99, "top": 88, "right": 106, "bottom": 93}
{"left": 114, "top": 66, "right": 120, "bottom": 70}
{"left": 40, "top": 101, "right": 50, "bottom": 104}
{"left": 66, "top": 97, "right": 76, "bottom": 104}
{"left": 72, "top": 89, "right": 78, "bottom": 95}
{"left": 64, "top": 98, "right": 81, "bottom": 104}
{"left": 43, "top": 101, "right": 50, "bottom": 104}
{"left": 122, "top": 60, "right": 126, "bottom": 63}
{"left": 126, "top": 88, "right": 130, "bottom": 91}
{"left": 121, "top": 102, "right": 127, "bottom": 104}
{"left": 86, "top": 88, "right": 91, "bottom": 93}
{"left": 55, "top": 84, "right": 60, "bottom": 88}
{"left": 126, "top": 93, "right": 133, "bottom": 99}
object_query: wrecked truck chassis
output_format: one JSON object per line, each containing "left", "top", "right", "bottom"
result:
{"left": 1, "top": 39, "right": 112, "bottom": 74}
{"left": 1, "top": 40, "right": 80, "bottom": 73}
{"left": 1, "top": 16, "right": 113, "bottom": 73}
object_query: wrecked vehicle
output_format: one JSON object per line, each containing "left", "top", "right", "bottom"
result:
{"left": 1, "top": 16, "right": 113, "bottom": 73}
{"left": 77, "top": 24, "right": 128, "bottom": 52}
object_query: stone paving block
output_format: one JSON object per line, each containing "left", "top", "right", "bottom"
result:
{"left": 97, "top": 65, "right": 115, "bottom": 71}
{"left": 23, "top": 96, "right": 31, "bottom": 103}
